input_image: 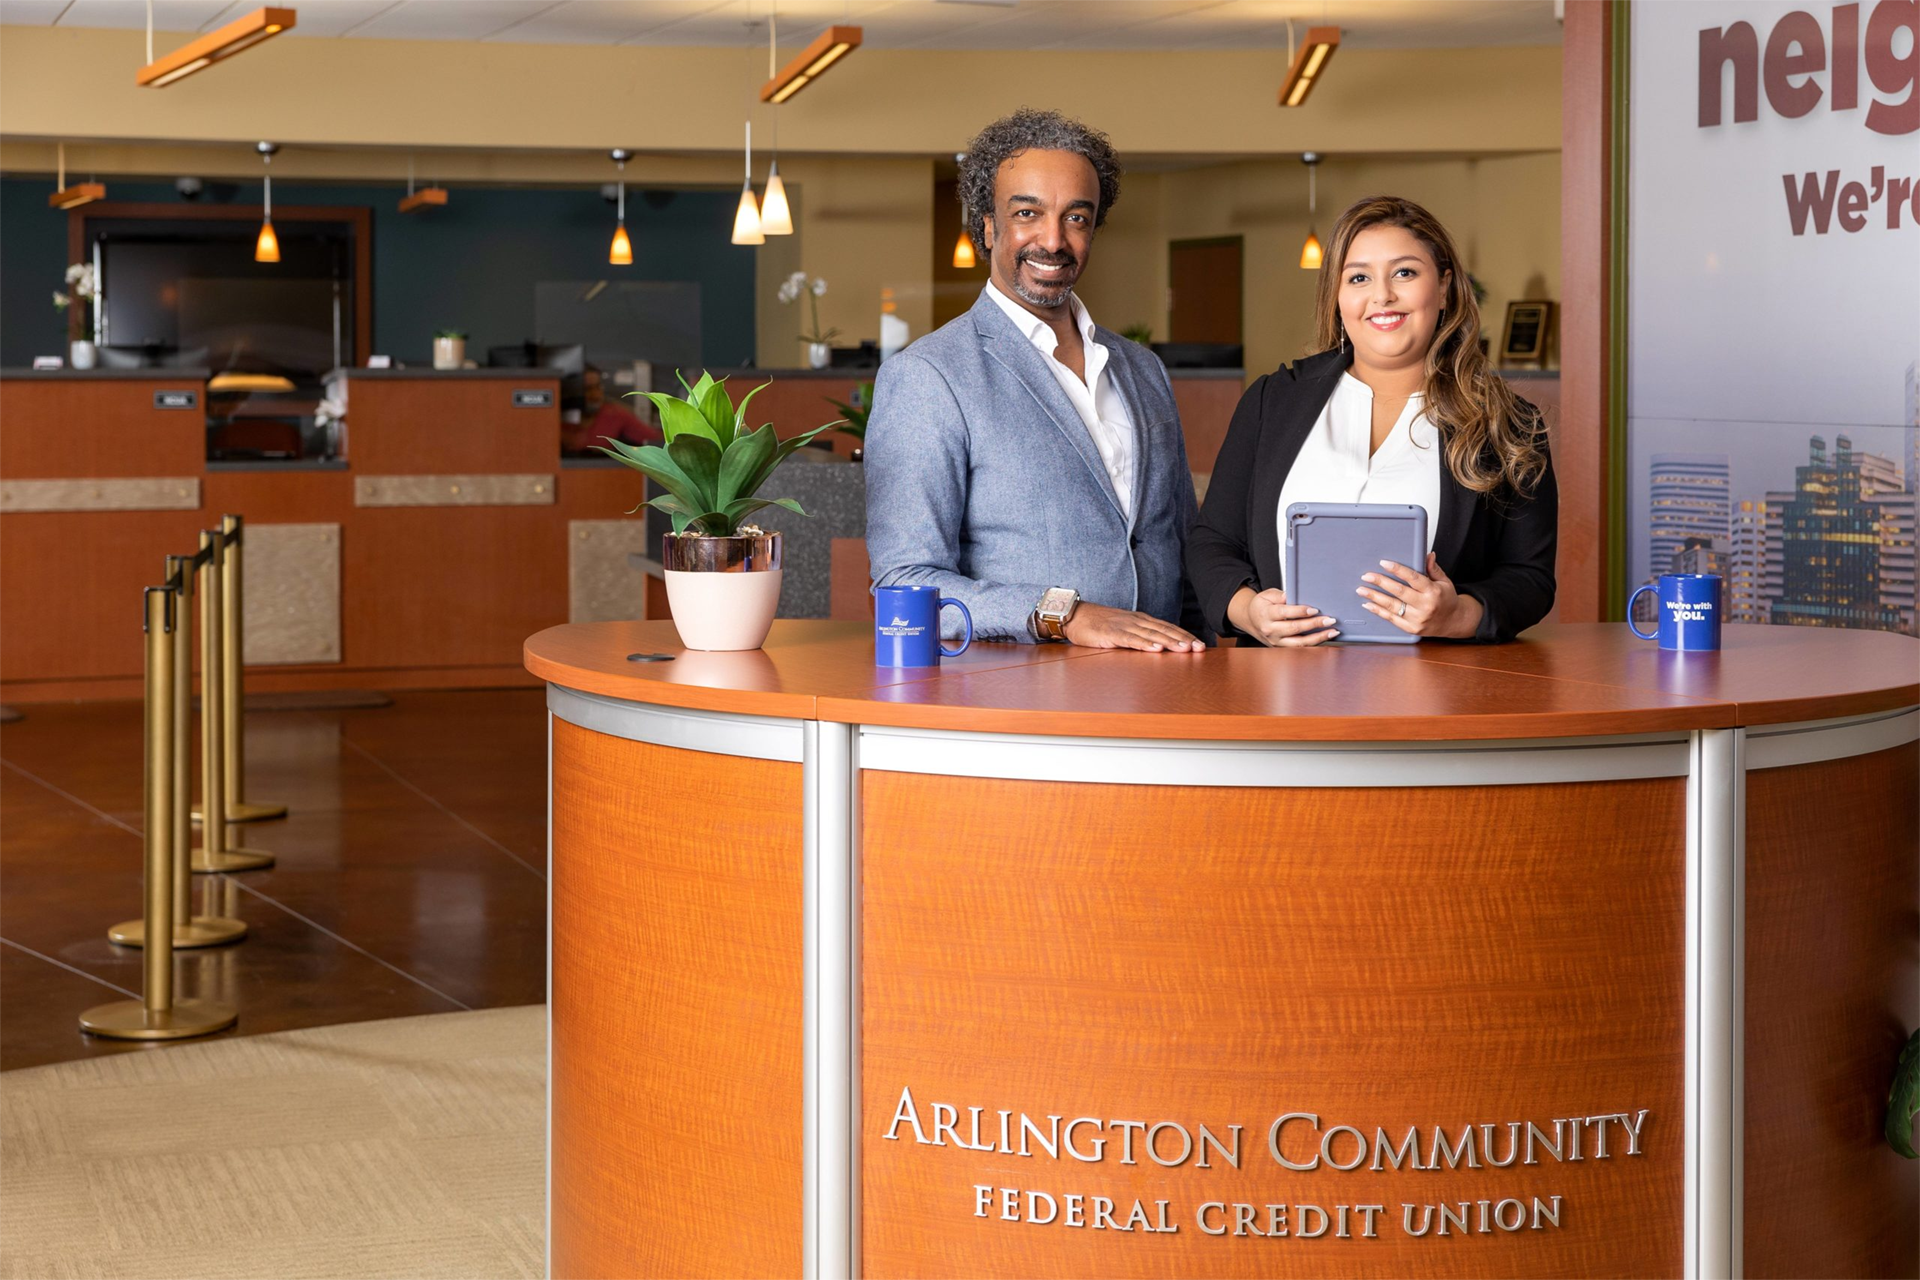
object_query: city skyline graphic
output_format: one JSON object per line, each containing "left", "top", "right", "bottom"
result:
{"left": 1636, "top": 360, "right": 1919, "bottom": 636}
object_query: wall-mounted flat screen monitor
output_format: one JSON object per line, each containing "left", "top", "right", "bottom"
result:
{"left": 92, "top": 217, "right": 357, "bottom": 383}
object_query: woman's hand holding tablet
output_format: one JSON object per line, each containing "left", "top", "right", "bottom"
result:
{"left": 1356, "top": 553, "right": 1486, "bottom": 640}
{"left": 1227, "top": 587, "right": 1339, "bottom": 647}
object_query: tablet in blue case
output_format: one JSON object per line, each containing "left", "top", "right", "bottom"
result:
{"left": 1282, "top": 502, "right": 1429, "bottom": 644}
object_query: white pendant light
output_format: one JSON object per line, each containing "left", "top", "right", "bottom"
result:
{"left": 732, "top": 121, "right": 765, "bottom": 246}
{"left": 254, "top": 141, "right": 280, "bottom": 264}
{"left": 757, "top": 19, "right": 794, "bottom": 236}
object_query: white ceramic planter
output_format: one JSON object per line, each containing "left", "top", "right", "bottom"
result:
{"left": 433, "top": 336, "right": 466, "bottom": 370}
{"left": 807, "top": 342, "right": 831, "bottom": 370}
{"left": 69, "top": 340, "right": 97, "bottom": 370}
{"left": 661, "top": 531, "right": 784, "bottom": 651}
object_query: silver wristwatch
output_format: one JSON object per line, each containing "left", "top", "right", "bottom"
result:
{"left": 1031, "top": 587, "right": 1080, "bottom": 642}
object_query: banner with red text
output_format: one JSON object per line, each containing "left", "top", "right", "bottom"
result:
{"left": 1627, "top": 0, "right": 1918, "bottom": 633}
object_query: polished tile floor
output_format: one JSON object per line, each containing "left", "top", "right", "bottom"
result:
{"left": 1, "top": 690, "right": 549, "bottom": 1071}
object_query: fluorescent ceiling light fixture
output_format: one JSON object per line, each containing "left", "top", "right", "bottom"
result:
{"left": 49, "top": 143, "right": 105, "bottom": 209}
{"left": 138, "top": 7, "right": 297, "bottom": 89}
{"left": 1278, "top": 25, "right": 1339, "bottom": 108}
{"left": 399, "top": 159, "right": 447, "bottom": 214}
{"left": 761, "top": 25, "right": 861, "bottom": 104}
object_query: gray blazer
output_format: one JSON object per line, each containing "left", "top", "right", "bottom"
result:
{"left": 864, "top": 290, "right": 1205, "bottom": 642}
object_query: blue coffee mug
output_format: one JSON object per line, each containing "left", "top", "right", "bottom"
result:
{"left": 874, "top": 585, "right": 972, "bottom": 667}
{"left": 1628, "top": 573, "right": 1722, "bottom": 651}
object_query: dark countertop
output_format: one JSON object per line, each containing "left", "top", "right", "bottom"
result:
{"left": 325, "top": 367, "right": 566, "bottom": 380}
{"left": 1162, "top": 368, "right": 1246, "bottom": 380}
{"left": 206, "top": 458, "right": 350, "bottom": 472}
{"left": 1, "top": 367, "right": 212, "bottom": 381}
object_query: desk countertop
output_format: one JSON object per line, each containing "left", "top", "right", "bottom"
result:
{"left": 524, "top": 620, "right": 1920, "bottom": 741}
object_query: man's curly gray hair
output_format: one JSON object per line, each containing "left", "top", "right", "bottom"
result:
{"left": 958, "top": 108, "right": 1122, "bottom": 255}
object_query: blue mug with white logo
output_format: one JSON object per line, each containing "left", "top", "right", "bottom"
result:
{"left": 1628, "top": 573, "right": 1722, "bottom": 651}
{"left": 874, "top": 585, "right": 972, "bottom": 667}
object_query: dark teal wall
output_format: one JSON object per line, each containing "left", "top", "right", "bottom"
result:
{"left": 0, "top": 178, "right": 755, "bottom": 368}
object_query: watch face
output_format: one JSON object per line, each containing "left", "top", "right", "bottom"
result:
{"left": 1042, "top": 589, "right": 1076, "bottom": 617}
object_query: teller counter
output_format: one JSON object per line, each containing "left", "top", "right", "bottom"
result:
{"left": 524, "top": 620, "right": 1919, "bottom": 1280}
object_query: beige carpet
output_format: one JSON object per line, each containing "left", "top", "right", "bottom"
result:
{"left": 0, "top": 1006, "right": 544, "bottom": 1280}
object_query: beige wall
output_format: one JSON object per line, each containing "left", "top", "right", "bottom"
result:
{"left": 0, "top": 25, "right": 1557, "bottom": 370}
{"left": 0, "top": 25, "right": 1559, "bottom": 158}
{"left": 1074, "top": 152, "right": 1563, "bottom": 382}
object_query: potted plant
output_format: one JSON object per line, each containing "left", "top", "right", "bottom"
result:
{"left": 778, "top": 271, "right": 838, "bottom": 369}
{"left": 825, "top": 380, "right": 875, "bottom": 459}
{"left": 433, "top": 329, "right": 468, "bottom": 370}
{"left": 53, "top": 263, "right": 97, "bottom": 369}
{"left": 595, "top": 371, "right": 840, "bottom": 650}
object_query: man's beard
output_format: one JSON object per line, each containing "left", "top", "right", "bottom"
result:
{"left": 1011, "top": 250, "right": 1078, "bottom": 308}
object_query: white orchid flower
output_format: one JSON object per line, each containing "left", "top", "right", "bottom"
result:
{"left": 65, "top": 263, "right": 86, "bottom": 283}
{"left": 53, "top": 291, "right": 69, "bottom": 308}
{"left": 811, "top": 278, "right": 827, "bottom": 296}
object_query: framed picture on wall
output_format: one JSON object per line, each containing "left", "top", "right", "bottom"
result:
{"left": 1499, "top": 300, "right": 1555, "bottom": 368}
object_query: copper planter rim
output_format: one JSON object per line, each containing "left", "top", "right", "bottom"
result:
{"left": 661, "top": 530, "right": 782, "bottom": 573}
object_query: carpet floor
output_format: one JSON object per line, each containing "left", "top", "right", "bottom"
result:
{"left": 0, "top": 1005, "right": 544, "bottom": 1279}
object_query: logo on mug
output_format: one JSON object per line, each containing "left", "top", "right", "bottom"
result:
{"left": 873, "top": 586, "right": 972, "bottom": 667}
{"left": 1629, "top": 574, "right": 1722, "bottom": 651}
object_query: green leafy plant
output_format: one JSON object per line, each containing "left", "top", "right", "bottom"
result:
{"left": 1120, "top": 323, "right": 1154, "bottom": 345}
{"left": 825, "top": 381, "right": 875, "bottom": 442}
{"left": 433, "top": 328, "right": 468, "bottom": 339}
{"left": 1889, "top": 1029, "right": 1920, "bottom": 1158}
{"left": 594, "top": 371, "right": 841, "bottom": 537}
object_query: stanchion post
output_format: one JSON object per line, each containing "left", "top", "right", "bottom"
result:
{"left": 219, "top": 514, "right": 285, "bottom": 824}
{"left": 109, "top": 555, "right": 248, "bottom": 948}
{"left": 80, "top": 586, "right": 236, "bottom": 1041}
{"left": 192, "top": 528, "right": 274, "bottom": 874}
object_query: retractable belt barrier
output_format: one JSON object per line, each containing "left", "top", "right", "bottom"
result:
{"left": 84, "top": 516, "right": 287, "bottom": 1038}
{"left": 79, "top": 587, "right": 239, "bottom": 1041}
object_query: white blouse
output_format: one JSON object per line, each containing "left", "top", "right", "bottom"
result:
{"left": 1275, "top": 372, "right": 1442, "bottom": 554}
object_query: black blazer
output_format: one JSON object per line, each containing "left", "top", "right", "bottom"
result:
{"left": 1185, "top": 348, "right": 1558, "bottom": 643}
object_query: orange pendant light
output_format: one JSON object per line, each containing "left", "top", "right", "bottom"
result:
{"left": 1299, "top": 152, "right": 1322, "bottom": 271}
{"left": 254, "top": 142, "right": 280, "bottom": 264}
{"left": 608, "top": 149, "right": 633, "bottom": 265}
{"left": 952, "top": 230, "right": 976, "bottom": 270}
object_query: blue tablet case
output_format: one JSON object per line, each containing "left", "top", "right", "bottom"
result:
{"left": 1282, "top": 502, "right": 1429, "bottom": 644}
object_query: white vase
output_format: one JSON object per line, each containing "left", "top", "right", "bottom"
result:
{"left": 661, "top": 532, "right": 784, "bottom": 651}
{"left": 432, "top": 336, "right": 466, "bottom": 370}
{"left": 807, "top": 342, "right": 831, "bottom": 370}
{"left": 69, "top": 340, "right": 97, "bottom": 370}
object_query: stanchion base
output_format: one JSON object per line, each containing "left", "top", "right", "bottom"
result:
{"left": 190, "top": 846, "right": 274, "bottom": 873}
{"left": 79, "top": 997, "right": 237, "bottom": 1040}
{"left": 191, "top": 802, "right": 289, "bottom": 825}
{"left": 107, "top": 916, "right": 248, "bottom": 949}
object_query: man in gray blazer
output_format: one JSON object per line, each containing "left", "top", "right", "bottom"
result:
{"left": 864, "top": 109, "right": 1207, "bottom": 650}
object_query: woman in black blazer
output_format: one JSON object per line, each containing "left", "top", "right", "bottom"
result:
{"left": 1187, "top": 196, "right": 1557, "bottom": 645}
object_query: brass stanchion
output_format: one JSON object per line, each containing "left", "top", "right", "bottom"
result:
{"left": 109, "top": 555, "right": 247, "bottom": 948}
{"left": 219, "top": 514, "right": 286, "bottom": 824}
{"left": 192, "top": 528, "right": 274, "bottom": 874}
{"left": 80, "top": 587, "right": 237, "bottom": 1041}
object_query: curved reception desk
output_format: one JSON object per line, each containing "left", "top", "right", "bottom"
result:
{"left": 524, "top": 621, "right": 1919, "bottom": 1280}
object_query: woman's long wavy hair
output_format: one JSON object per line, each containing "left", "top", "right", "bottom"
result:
{"left": 1311, "top": 196, "right": 1548, "bottom": 497}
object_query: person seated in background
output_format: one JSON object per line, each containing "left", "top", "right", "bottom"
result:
{"left": 562, "top": 366, "right": 663, "bottom": 455}
{"left": 864, "top": 108, "right": 1207, "bottom": 650}
{"left": 1186, "top": 195, "right": 1557, "bottom": 646}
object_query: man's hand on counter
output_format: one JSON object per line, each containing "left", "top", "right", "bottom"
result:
{"left": 1063, "top": 603, "right": 1206, "bottom": 653}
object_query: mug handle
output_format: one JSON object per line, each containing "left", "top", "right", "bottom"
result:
{"left": 1627, "top": 585, "right": 1659, "bottom": 640}
{"left": 940, "top": 599, "right": 973, "bottom": 657}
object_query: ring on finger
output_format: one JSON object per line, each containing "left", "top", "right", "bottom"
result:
{"left": 1397, "top": 601, "right": 1406, "bottom": 617}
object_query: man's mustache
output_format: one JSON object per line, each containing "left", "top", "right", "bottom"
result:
{"left": 1017, "top": 250, "right": 1078, "bottom": 270}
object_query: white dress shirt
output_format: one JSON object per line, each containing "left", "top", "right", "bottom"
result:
{"left": 984, "top": 283, "right": 1136, "bottom": 520}
{"left": 1276, "top": 371, "right": 1442, "bottom": 553}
